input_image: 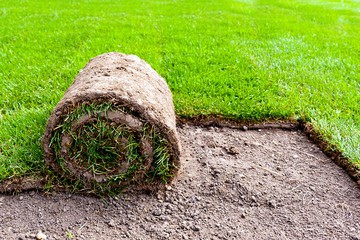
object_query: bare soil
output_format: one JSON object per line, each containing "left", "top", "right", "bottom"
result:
{"left": 1, "top": 125, "right": 359, "bottom": 240}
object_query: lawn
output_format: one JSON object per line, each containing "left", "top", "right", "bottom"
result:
{"left": 0, "top": 0, "right": 359, "bottom": 181}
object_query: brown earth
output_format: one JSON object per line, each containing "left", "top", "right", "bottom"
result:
{"left": 1, "top": 125, "right": 359, "bottom": 239}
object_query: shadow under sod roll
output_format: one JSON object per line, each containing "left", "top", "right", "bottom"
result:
{"left": 43, "top": 52, "right": 181, "bottom": 193}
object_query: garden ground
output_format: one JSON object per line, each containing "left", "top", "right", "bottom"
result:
{"left": 1, "top": 125, "right": 359, "bottom": 239}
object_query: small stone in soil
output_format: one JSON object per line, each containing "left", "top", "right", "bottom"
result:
{"left": 251, "top": 141, "right": 262, "bottom": 147}
{"left": 36, "top": 230, "right": 47, "bottom": 240}
{"left": 226, "top": 146, "right": 240, "bottom": 155}
{"left": 191, "top": 225, "right": 201, "bottom": 231}
{"left": 107, "top": 219, "right": 116, "bottom": 227}
{"left": 152, "top": 209, "right": 162, "bottom": 216}
{"left": 268, "top": 200, "right": 277, "bottom": 208}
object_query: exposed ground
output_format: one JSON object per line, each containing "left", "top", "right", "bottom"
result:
{"left": 1, "top": 125, "right": 359, "bottom": 239}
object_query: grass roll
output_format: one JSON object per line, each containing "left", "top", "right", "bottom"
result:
{"left": 42, "top": 52, "right": 181, "bottom": 194}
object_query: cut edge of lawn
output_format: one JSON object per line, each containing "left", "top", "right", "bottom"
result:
{"left": 300, "top": 122, "right": 360, "bottom": 184}
{"left": 1, "top": 116, "right": 359, "bottom": 195}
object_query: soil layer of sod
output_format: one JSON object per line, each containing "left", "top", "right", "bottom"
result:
{"left": 41, "top": 52, "right": 181, "bottom": 194}
{"left": 0, "top": 125, "right": 359, "bottom": 239}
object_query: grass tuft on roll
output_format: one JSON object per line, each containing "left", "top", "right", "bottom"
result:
{"left": 48, "top": 103, "right": 174, "bottom": 193}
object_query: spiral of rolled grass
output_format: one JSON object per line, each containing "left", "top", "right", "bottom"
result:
{"left": 43, "top": 53, "right": 181, "bottom": 193}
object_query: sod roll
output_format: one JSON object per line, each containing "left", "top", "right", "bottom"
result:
{"left": 43, "top": 52, "right": 181, "bottom": 193}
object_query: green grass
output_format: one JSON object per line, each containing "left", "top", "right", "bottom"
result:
{"left": 0, "top": 0, "right": 359, "bottom": 182}
{"left": 46, "top": 102, "right": 174, "bottom": 194}
{"left": 51, "top": 104, "right": 144, "bottom": 179}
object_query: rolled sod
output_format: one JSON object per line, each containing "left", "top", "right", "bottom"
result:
{"left": 43, "top": 52, "right": 181, "bottom": 193}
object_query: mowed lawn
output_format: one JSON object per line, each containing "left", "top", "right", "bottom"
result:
{"left": 0, "top": 0, "right": 359, "bottom": 180}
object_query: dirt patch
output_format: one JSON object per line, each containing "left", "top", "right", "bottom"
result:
{"left": 1, "top": 125, "right": 359, "bottom": 239}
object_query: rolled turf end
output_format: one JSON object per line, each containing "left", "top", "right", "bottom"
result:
{"left": 42, "top": 53, "right": 181, "bottom": 194}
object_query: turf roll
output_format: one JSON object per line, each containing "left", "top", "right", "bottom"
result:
{"left": 43, "top": 52, "right": 181, "bottom": 193}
